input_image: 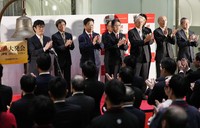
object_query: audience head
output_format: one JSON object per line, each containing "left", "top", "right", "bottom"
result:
{"left": 83, "top": 18, "right": 94, "bottom": 33}
{"left": 180, "top": 17, "right": 190, "bottom": 30}
{"left": 160, "top": 57, "right": 177, "bottom": 77}
{"left": 33, "top": 20, "right": 45, "bottom": 35}
{"left": 123, "top": 86, "right": 135, "bottom": 104}
{"left": 119, "top": 66, "right": 134, "bottom": 84}
{"left": 158, "top": 16, "right": 167, "bottom": 28}
{"left": 20, "top": 74, "right": 36, "bottom": 93}
{"left": 31, "top": 95, "right": 55, "bottom": 126}
{"left": 36, "top": 53, "right": 51, "bottom": 72}
{"left": 81, "top": 60, "right": 97, "bottom": 79}
{"left": 0, "top": 64, "right": 3, "bottom": 78}
{"left": 167, "top": 74, "right": 187, "bottom": 99}
{"left": 71, "top": 75, "right": 85, "bottom": 92}
{"left": 105, "top": 79, "right": 126, "bottom": 107}
{"left": 48, "top": 77, "right": 68, "bottom": 100}
{"left": 111, "top": 18, "right": 121, "bottom": 33}
{"left": 193, "top": 52, "right": 200, "bottom": 68}
{"left": 161, "top": 106, "right": 188, "bottom": 128}
{"left": 122, "top": 55, "right": 137, "bottom": 71}
{"left": 55, "top": 19, "right": 66, "bottom": 32}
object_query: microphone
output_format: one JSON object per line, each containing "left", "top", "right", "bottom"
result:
{"left": 49, "top": 48, "right": 58, "bottom": 56}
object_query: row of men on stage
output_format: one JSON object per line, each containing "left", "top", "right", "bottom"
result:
{"left": 26, "top": 14, "right": 199, "bottom": 92}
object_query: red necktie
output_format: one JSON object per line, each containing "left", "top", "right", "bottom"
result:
{"left": 116, "top": 34, "right": 119, "bottom": 39}
{"left": 89, "top": 34, "right": 93, "bottom": 42}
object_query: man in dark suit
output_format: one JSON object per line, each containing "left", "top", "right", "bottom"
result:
{"left": 66, "top": 75, "right": 95, "bottom": 128}
{"left": 34, "top": 53, "right": 54, "bottom": 97}
{"left": 146, "top": 57, "right": 176, "bottom": 105}
{"left": 176, "top": 17, "right": 199, "bottom": 65}
{"left": 28, "top": 20, "right": 52, "bottom": 76}
{"left": 150, "top": 75, "right": 200, "bottom": 128}
{"left": 128, "top": 15, "right": 153, "bottom": 80}
{"left": 10, "top": 74, "right": 36, "bottom": 128}
{"left": 82, "top": 61, "right": 105, "bottom": 117}
{"left": 154, "top": 16, "right": 176, "bottom": 78}
{"left": 88, "top": 80, "right": 139, "bottom": 128}
{"left": 103, "top": 19, "right": 128, "bottom": 79}
{"left": 78, "top": 18, "right": 103, "bottom": 79}
{"left": 52, "top": 19, "right": 74, "bottom": 93}
{"left": 123, "top": 84, "right": 145, "bottom": 128}
{"left": 48, "top": 77, "right": 83, "bottom": 128}
{"left": 0, "top": 64, "right": 12, "bottom": 109}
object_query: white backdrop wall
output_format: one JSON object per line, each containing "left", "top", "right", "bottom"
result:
{"left": 1, "top": 13, "right": 156, "bottom": 94}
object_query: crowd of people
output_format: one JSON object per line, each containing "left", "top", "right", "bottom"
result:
{"left": 1, "top": 13, "right": 200, "bottom": 128}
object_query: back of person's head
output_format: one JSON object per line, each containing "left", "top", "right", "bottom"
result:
{"left": 119, "top": 67, "right": 134, "bottom": 83}
{"left": 168, "top": 75, "right": 187, "bottom": 99}
{"left": 83, "top": 18, "right": 94, "bottom": 25}
{"left": 123, "top": 55, "right": 137, "bottom": 70}
{"left": 0, "top": 64, "right": 3, "bottom": 78}
{"left": 81, "top": 60, "right": 97, "bottom": 78}
{"left": 123, "top": 86, "right": 135, "bottom": 103}
{"left": 71, "top": 75, "right": 85, "bottom": 91}
{"left": 48, "top": 77, "right": 68, "bottom": 99}
{"left": 162, "top": 106, "right": 188, "bottom": 128}
{"left": 160, "top": 57, "right": 177, "bottom": 75}
{"left": 20, "top": 74, "right": 36, "bottom": 93}
{"left": 31, "top": 95, "right": 55, "bottom": 126}
{"left": 195, "top": 52, "right": 200, "bottom": 61}
{"left": 105, "top": 79, "right": 125, "bottom": 105}
{"left": 36, "top": 53, "right": 51, "bottom": 71}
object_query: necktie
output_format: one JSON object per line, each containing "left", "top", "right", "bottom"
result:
{"left": 116, "top": 34, "right": 119, "bottom": 39}
{"left": 185, "top": 31, "right": 189, "bottom": 39}
{"left": 40, "top": 36, "right": 43, "bottom": 46}
{"left": 89, "top": 34, "right": 93, "bottom": 42}
{"left": 61, "top": 33, "right": 65, "bottom": 42}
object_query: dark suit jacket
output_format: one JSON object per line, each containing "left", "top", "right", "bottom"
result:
{"left": 154, "top": 27, "right": 175, "bottom": 62}
{"left": 88, "top": 107, "right": 139, "bottom": 128}
{"left": 0, "top": 84, "right": 12, "bottom": 108}
{"left": 53, "top": 101, "right": 83, "bottom": 128}
{"left": 78, "top": 31, "right": 103, "bottom": 67}
{"left": 83, "top": 78, "right": 105, "bottom": 117}
{"left": 124, "top": 106, "right": 145, "bottom": 128}
{"left": 128, "top": 27, "right": 153, "bottom": 63}
{"left": 52, "top": 32, "right": 74, "bottom": 68}
{"left": 150, "top": 100, "right": 200, "bottom": 128}
{"left": 147, "top": 77, "right": 168, "bottom": 105}
{"left": 66, "top": 93, "right": 95, "bottom": 128}
{"left": 176, "top": 29, "right": 198, "bottom": 62}
{"left": 190, "top": 80, "right": 200, "bottom": 109}
{"left": 35, "top": 74, "right": 54, "bottom": 97}
{"left": 103, "top": 32, "right": 128, "bottom": 65}
{"left": 10, "top": 94, "right": 36, "bottom": 128}
{"left": 28, "top": 35, "right": 51, "bottom": 75}
{"left": 102, "top": 31, "right": 111, "bottom": 69}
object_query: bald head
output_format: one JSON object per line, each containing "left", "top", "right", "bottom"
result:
{"left": 71, "top": 75, "right": 85, "bottom": 92}
{"left": 158, "top": 16, "right": 167, "bottom": 28}
{"left": 162, "top": 106, "right": 188, "bottom": 128}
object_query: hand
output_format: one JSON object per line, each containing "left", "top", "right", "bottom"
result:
{"left": 92, "top": 35, "right": 100, "bottom": 45}
{"left": 105, "top": 73, "right": 114, "bottom": 81}
{"left": 65, "top": 39, "right": 72, "bottom": 47}
{"left": 145, "top": 78, "right": 156, "bottom": 89}
{"left": 163, "top": 28, "right": 168, "bottom": 36}
{"left": 117, "top": 39, "right": 125, "bottom": 47}
{"left": 144, "top": 33, "right": 152, "bottom": 43}
{"left": 30, "top": 73, "right": 36, "bottom": 78}
{"left": 190, "top": 83, "right": 195, "bottom": 91}
{"left": 171, "top": 29, "right": 178, "bottom": 37}
{"left": 194, "top": 35, "right": 199, "bottom": 42}
{"left": 44, "top": 40, "right": 53, "bottom": 51}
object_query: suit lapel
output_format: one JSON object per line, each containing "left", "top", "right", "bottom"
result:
{"left": 157, "top": 28, "right": 164, "bottom": 36}
{"left": 180, "top": 29, "right": 188, "bottom": 40}
{"left": 133, "top": 28, "right": 142, "bottom": 40}
{"left": 33, "top": 35, "right": 43, "bottom": 48}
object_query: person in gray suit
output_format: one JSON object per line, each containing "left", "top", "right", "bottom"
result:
{"left": 154, "top": 16, "right": 176, "bottom": 78}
